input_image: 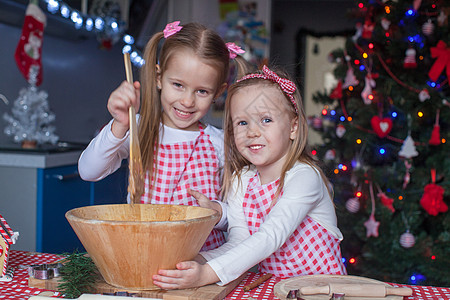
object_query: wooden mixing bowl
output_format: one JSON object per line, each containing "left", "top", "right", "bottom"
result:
{"left": 66, "top": 204, "right": 219, "bottom": 289}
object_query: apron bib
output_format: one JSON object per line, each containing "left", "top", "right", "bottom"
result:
{"left": 243, "top": 173, "right": 347, "bottom": 277}
{"left": 141, "top": 124, "right": 225, "bottom": 251}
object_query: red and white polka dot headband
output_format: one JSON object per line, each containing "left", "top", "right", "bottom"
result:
{"left": 236, "top": 65, "right": 298, "bottom": 114}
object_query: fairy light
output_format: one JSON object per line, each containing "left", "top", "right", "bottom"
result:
{"left": 347, "top": 116, "right": 353, "bottom": 121}
{"left": 362, "top": 53, "right": 368, "bottom": 58}
{"left": 385, "top": 32, "right": 390, "bottom": 38}
{"left": 330, "top": 110, "right": 336, "bottom": 116}
{"left": 358, "top": 2, "right": 364, "bottom": 8}
{"left": 399, "top": 196, "right": 403, "bottom": 200}
{"left": 359, "top": 65, "right": 365, "bottom": 71}
{"left": 356, "top": 138, "right": 362, "bottom": 144}
{"left": 342, "top": 165, "right": 348, "bottom": 171}
{"left": 354, "top": 59, "right": 360, "bottom": 65}
{"left": 322, "top": 108, "right": 328, "bottom": 115}
{"left": 356, "top": 191, "right": 362, "bottom": 197}
{"left": 349, "top": 257, "right": 356, "bottom": 264}
{"left": 431, "top": 255, "right": 436, "bottom": 260}
{"left": 419, "top": 55, "right": 423, "bottom": 60}
{"left": 368, "top": 94, "right": 374, "bottom": 100}
{"left": 349, "top": 86, "right": 354, "bottom": 91}
{"left": 392, "top": 111, "right": 397, "bottom": 118}
{"left": 379, "top": 148, "right": 386, "bottom": 154}
{"left": 418, "top": 111, "right": 424, "bottom": 117}
{"left": 385, "top": 6, "right": 390, "bottom": 14}
{"left": 311, "top": 150, "right": 317, "bottom": 156}
{"left": 368, "top": 43, "right": 374, "bottom": 49}
{"left": 340, "top": 116, "right": 346, "bottom": 122}
{"left": 442, "top": 138, "right": 446, "bottom": 143}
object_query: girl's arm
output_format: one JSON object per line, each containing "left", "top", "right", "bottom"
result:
{"left": 78, "top": 119, "right": 130, "bottom": 181}
{"left": 206, "top": 164, "right": 326, "bottom": 285}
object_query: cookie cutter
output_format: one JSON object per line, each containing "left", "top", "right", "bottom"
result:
{"left": 28, "top": 263, "right": 63, "bottom": 280}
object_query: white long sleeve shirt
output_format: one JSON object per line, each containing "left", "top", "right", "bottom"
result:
{"left": 77, "top": 117, "right": 228, "bottom": 228}
{"left": 200, "top": 162, "right": 343, "bottom": 285}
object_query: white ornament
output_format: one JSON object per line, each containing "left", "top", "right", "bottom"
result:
{"left": 336, "top": 124, "right": 346, "bottom": 138}
{"left": 422, "top": 19, "right": 434, "bottom": 36}
{"left": 418, "top": 89, "right": 430, "bottom": 102}
{"left": 381, "top": 18, "right": 391, "bottom": 31}
{"left": 324, "top": 149, "right": 336, "bottom": 161}
{"left": 361, "top": 75, "right": 376, "bottom": 105}
{"left": 398, "top": 135, "right": 418, "bottom": 158}
{"left": 346, "top": 197, "right": 360, "bottom": 213}
{"left": 399, "top": 231, "right": 415, "bottom": 248}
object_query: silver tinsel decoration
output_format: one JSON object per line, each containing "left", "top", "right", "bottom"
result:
{"left": 3, "top": 65, "right": 59, "bottom": 145}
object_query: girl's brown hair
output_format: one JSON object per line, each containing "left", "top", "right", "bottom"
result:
{"left": 138, "top": 22, "right": 231, "bottom": 188}
{"left": 222, "top": 66, "right": 333, "bottom": 202}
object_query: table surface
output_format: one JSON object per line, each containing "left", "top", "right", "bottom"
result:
{"left": 1, "top": 250, "right": 449, "bottom": 300}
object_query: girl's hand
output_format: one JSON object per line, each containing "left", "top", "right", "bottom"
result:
{"left": 188, "top": 188, "right": 222, "bottom": 217}
{"left": 107, "top": 80, "right": 141, "bottom": 138}
{"left": 152, "top": 261, "right": 219, "bottom": 290}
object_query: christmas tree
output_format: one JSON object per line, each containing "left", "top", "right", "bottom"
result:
{"left": 312, "top": 0, "right": 449, "bottom": 286}
{"left": 3, "top": 66, "right": 59, "bottom": 147}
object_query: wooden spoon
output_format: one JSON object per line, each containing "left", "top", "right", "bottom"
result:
{"left": 123, "top": 53, "right": 145, "bottom": 204}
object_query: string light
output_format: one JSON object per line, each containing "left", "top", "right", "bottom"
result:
{"left": 368, "top": 43, "right": 374, "bottom": 49}
{"left": 442, "top": 138, "right": 446, "bottom": 143}
{"left": 358, "top": 2, "right": 364, "bottom": 8}
{"left": 391, "top": 111, "right": 397, "bottom": 118}
{"left": 347, "top": 116, "right": 353, "bottom": 121}
{"left": 399, "top": 196, "right": 403, "bottom": 200}
{"left": 354, "top": 59, "right": 360, "bottom": 65}
{"left": 349, "top": 257, "right": 356, "bottom": 264}
{"left": 418, "top": 111, "right": 424, "bottom": 117}
{"left": 356, "top": 138, "right": 362, "bottom": 144}
{"left": 311, "top": 150, "right": 317, "bottom": 156}
{"left": 362, "top": 53, "right": 368, "bottom": 58}
{"left": 334, "top": 169, "right": 339, "bottom": 174}
{"left": 431, "top": 255, "right": 436, "bottom": 260}
{"left": 379, "top": 148, "right": 386, "bottom": 154}
{"left": 348, "top": 86, "right": 354, "bottom": 91}
{"left": 322, "top": 108, "right": 328, "bottom": 115}
{"left": 41, "top": 0, "right": 144, "bottom": 67}
{"left": 385, "top": 6, "right": 390, "bottom": 14}
{"left": 356, "top": 191, "right": 362, "bottom": 197}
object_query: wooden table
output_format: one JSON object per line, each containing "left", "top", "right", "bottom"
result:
{"left": 2, "top": 250, "right": 450, "bottom": 300}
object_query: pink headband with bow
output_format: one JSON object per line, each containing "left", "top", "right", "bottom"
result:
{"left": 237, "top": 65, "right": 298, "bottom": 114}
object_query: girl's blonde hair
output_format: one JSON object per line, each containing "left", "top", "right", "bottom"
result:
{"left": 222, "top": 66, "right": 333, "bottom": 201}
{"left": 138, "top": 22, "right": 231, "bottom": 187}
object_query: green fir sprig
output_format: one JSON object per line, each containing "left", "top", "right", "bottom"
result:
{"left": 57, "top": 250, "right": 98, "bottom": 298}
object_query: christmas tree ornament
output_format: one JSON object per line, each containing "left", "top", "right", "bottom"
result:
{"left": 330, "top": 81, "right": 343, "bottom": 99}
{"left": 422, "top": 19, "right": 435, "bottom": 36}
{"left": 346, "top": 197, "right": 360, "bottom": 213}
{"left": 343, "top": 67, "right": 359, "bottom": 88}
{"left": 418, "top": 89, "right": 430, "bottom": 102}
{"left": 364, "top": 183, "right": 380, "bottom": 238}
{"left": 336, "top": 124, "right": 346, "bottom": 138}
{"left": 324, "top": 149, "right": 336, "bottom": 161}
{"left": 403, "top": 48, "right": 417, "bottom": 69}
{"left": 362, "top": 18, "right": 375, "bottom": 39}
{"left": 402, "top": 160, "right": 412, "bottom": 190}
{"left": 352, "top": 22, "right": 363, "bottom": 42}
{"left": 428, "top": 40, "right": 450, "bottom": 83}
{"left": 437, "top": 10, "right": 447, "bottom": 27}
{"left": 370, "top": 116, "right": 393, "bottom": 138}
{"left": 377, "top": 190, "right": 395, "bottom": 213}
{"left": 420, "top": 169, "right": 447, "bottom": 216}
{"left": 14, "top": 0, "right": 46, "bottom": 86}
{"left": 381, "top": 18, "right": 391, "bottom": 31}
{"left": 399, "top": 231, "right": 415, "bottom": 248}
{"left": 361, "top": 75, "right": 376, "bottom": 105}
{"left": 312, "top": 116, "right": 323, "bottom": 130}
{"left": 428, "top": 110, "right": 441, "bottom": 145}
{"left": 398, "top": 135, "right": 418, "bottom": 158}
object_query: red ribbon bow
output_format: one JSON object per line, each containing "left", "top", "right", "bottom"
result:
{"left": 428, "top": 40, "right": 450, "bottom": 82}
{"left": 237, "top": 65, "right": 298, "bottom": 114}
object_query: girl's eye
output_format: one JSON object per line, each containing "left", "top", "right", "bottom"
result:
{"left": 262, "top": 118, "right": 272, "bottom": 124}
{"left": 197, "top": 89, "right": 208, "bottom": 95}
{"left": 237, "top": 120, "right": 248, "bottom": 126}
{"left": 173, "top": 82, "right": 182, "bottom": 88}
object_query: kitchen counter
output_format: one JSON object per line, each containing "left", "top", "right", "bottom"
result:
{"left": 0, "top": 142, "right": 85, "bottom": 168}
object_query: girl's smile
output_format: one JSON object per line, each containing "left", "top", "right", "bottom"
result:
{"left": 157, "top": 49, "right": 223, "bottom": 131}
{"left": 231, "top": 84, "right": 298, "bottom": 184}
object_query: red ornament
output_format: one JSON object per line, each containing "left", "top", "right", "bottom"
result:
{"left": 330, "top": 81, "right": 343, "bottom": 99}
{"left": 377, "top": 192, "right": 395, "bottom": 213}
{"left": 429, "top": 124, "right": 441, "bottom": 145}
{"left": 370, "top": 116, "right": 393, "bottom": 138}
{"left": 429, "top": 110, "right": 441, "bottom": 145}
{"left": 420, "top": 169, "right": 448, "bottom": 216}
{"left": 428, "top": 40, "right": 450, "bottom": 82}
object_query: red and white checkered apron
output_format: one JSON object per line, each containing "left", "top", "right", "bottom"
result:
{"left": 141, "top": 124, "right": 225, "bottom": 251}
{"left": 243, "top": 173, "right": 347, "bottom": 277}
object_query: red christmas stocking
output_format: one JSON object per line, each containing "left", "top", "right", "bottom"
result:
{"left": 14, "top": 2, "right": 46, "bottom": 86}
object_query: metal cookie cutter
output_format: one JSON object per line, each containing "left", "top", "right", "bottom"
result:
{"left": 28, "top": 263, "right": 63, "bottom": 280}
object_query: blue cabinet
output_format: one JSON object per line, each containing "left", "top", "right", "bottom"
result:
{"left": 37, "top": 163, "right": 128, "bottom": 254}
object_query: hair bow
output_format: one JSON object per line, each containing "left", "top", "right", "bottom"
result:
{"left": 163, "top": 21, "right": 183, "bottom": 38}
{"left": 237, "top": 65, "right": 298, "bottom": 114}
{"left": 226, "top": 42, "right": 245, "bottom": 59}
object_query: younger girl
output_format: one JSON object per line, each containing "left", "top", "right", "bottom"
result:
{"left": 78, "top": 22, "right": 245, "bottom": 251}
{"left": 152, "top": 65, "right": 347, "bottom": 289}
